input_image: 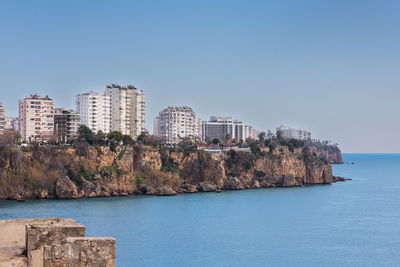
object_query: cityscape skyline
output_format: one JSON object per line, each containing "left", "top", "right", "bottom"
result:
{"left": 1, "top": 1, "right": 400, "bottom": 152}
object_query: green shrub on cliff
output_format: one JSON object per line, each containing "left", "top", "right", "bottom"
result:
{"left": 225, "top": 150, "right": 255, "bottom": 177}
{"left": 65, "top": 158, "right": 96, "bottom": 185}
{"left": 135, "top": 173, "right": 144, "bottom": 184}
{"left": 117, "top": 150, "right": 126, "bottom": 161}
{"left": 180, "top": 150, "right": 222, "bottom": 184}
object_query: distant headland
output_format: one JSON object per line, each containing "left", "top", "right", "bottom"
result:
{"left": 0, "top": 128, "right": 347, "bottom": 201}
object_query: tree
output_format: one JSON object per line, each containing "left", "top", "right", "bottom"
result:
{"left": 258, "top": 131, "right": 266, "bottom": 143}
{"left": 267, "top": 130, "right": 273, "bottom": 140}
{"left": 137, "top": 132, "right": 149, "bottom": 144}
{"left": 205, "top": 136, "right": 212, "bottom": 145}
{"left": 178, "top": 137, "right": 193, "bottom": 149}
{"left": 222, "top": 133, "right": 231, "bottom": 145}
{"left": 107, "top": 131, "right": 124, "bottom": 143}
{"left": 94, "top": 130, "right": 107, "bottom": 145}
{"left": 77, "top": 125, "right": 95, "bottom": 145}
{"left": 212, "top": 138, "right": 220, "bottom": 145}
{"left": 123, "top": 135, "right": 134, "bottom": 146}
{"left": 109, "top": 139, "right": 118, "bottom": 152}
{"left": 276, "top": 129, "right": 283, "bottom": 140}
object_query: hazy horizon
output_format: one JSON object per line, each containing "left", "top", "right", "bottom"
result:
{"left": 1, "top": 0, "right": 399, "bottom": 153}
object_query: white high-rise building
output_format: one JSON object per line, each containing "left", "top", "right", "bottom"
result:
{"left": 76, "top": 84, "right": 146, "bottom": 139}
{"left": 202, "top": 116, "right": 255, "bottom": 143}
{"left": 153, "top": 117, "right": 160, "bottom": 136}
{"left": 105, "top": 84, "right": 146, "bottom": 139}
{"left": 276, "top": 125, "right": 311, "bottom": 140}
{"left": 76, "top": 92, "right": 110, "bottom": 133}
{"left": 154, "top": 106, "right": 201, "bottom": 145}
{"left": 19, "top": 94, "right": 54, "bottom": 142}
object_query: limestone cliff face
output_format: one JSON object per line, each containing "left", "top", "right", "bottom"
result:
{"left": 308, "top": 144, "right": 343, "bottom": 164}
{"left": 0, "top": 145, "right": 340, "bottom": 200}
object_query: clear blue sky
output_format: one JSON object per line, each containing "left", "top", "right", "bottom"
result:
{"left": 1, "top": 0, "right": 399, "bottom": 153}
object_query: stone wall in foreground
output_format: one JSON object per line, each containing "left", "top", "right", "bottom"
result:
{"left": 0, "top": 218, "right": 116, "bottom": 267}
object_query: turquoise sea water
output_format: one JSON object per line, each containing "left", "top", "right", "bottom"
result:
{"left": 1, "top": 154, "right": 400, "bottom": 266}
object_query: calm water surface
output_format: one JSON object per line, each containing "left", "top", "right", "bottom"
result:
{"left": 1, "top": 154, "right": 400, "bottom": 266}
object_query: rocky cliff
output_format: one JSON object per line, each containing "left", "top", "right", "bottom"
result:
{"left": 313, "top": 146, "right": 343, "bottom": 164}
{"left": 0, "top": 144, "right": 344, "bottom": 200}
{"left": 306, "top": 142, "right": 344, "bottom": 164}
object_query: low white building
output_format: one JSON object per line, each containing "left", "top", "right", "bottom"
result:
{"left": 202, "top": 116, "right": 255, "bottom": 143}
{"left": 276, "top": 125, "right": 311, "bottom": 140}
{"left": 154, "top": 106, "right": 201, "bottom": 145}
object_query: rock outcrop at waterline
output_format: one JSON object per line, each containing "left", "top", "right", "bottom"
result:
{"left": 0, "top": 144, "right": 345, "bottom": 200}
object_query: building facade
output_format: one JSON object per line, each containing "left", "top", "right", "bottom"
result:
{"left": 76, "top": 92, "right": 110, "bottom": 133}
{"left": 11, "top": 117, "right": 19, "bottom": 131}
{"left": 0, "top": 103, "right": 5, "bottom": 134}
{"left": 76, "top": 84, "right": 146, "bottom": 139}
{"left": 202, "top": 116, "right": 255, "bottom": 143}
{"left": 19, "top": 94, "right": 54, "bottom": 142}
{"left": 154, "top": 106, "right": 201, "bottom": 144}
{"left": 276, "top": 125, "right": 311, "bottom": 140}
{"left": 105, "top": 84, "right": 146, "bottom": 139}
{"left": 54, "top": 108, "right": 80, "bottom": 143}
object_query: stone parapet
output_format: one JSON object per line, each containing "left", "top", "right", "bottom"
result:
{"left": 0, "top": 218, "right": 116, "bottom": 267}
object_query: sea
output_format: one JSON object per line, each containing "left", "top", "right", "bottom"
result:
{"left": 1, "top": 154, "right": 400, "bottom": 267}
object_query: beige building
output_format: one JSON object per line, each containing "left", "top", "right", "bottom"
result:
{"left": 19, "top": 94, "right": 54, "bottom": 142}
{"left": 105, "top": 84, "right": 146, "bottom": 139}
{"left": 0, "top": 103, "right": 5, "bottom": 134}
{"left": 77, "top": 84, "right": 146, "bottom": 139}
{"left": 54, "top": 108, "right": 80, "bottom": 143}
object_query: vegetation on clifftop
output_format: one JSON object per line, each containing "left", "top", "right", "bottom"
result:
{"left": 0, "top": 126, "right": 340, "bottom": 200}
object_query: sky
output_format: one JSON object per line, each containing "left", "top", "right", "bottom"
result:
{"left": 0, "top": 0, "right": 399, "bottom": 153}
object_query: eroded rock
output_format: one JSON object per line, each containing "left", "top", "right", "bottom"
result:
{"left": 56, "top": 176, "right": 78, "bottom": 199}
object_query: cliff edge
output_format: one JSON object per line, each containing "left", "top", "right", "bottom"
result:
{"left": 0, "top": 142, "right": 345, "bottom": 200}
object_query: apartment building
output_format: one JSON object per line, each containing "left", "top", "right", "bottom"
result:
{"left": 154, "top": 106, "right": 201, "bottom": 144}
{"left": 277, "top": 125, "right": 311, "bottom": 140}
{"left": 0, "top": 103, "right": 5, "bottom": 133}
{"left": 11, "top": 117, "right": 19, "bottom": 131}
{"left": 105, "top": 84, "right": 146, "bottom": 139}
{"left": 76, "top": 92, "right": 110, "bottom": 133}
{"left": 202, "top": 116, "right": 255, "bottom": 143}
{"left": 76, "top": 84, "right": 146, "bottom": 139}
{"left": 54, "top": 108, "right": 80, "bottom": 143}
{"left": 19, "top": 94, "right": 54, "bottom": 142}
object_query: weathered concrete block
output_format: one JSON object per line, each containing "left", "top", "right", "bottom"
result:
{"left": 43, "top": 237, "right": 116, "bottom": 267}
{"left": 26, "top": 223, "right": 86, "bottom": 266}
{"left": 1, "top": 218, "right": 116, "bottom": 267}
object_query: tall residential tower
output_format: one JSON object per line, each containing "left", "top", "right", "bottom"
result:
{"left": 19, "top": 94, "right": 54, "bottom": 142}
{"left": 105, "top": 84, "right": 146, "bottom": 139}
{"left": 76, "top": 84, "right": 146, "bottom": 139}
{"left": 76, "top": 92, "right": 110, "bottom": 133}
{"left": 154, "top": 106, "right": 201, "bottom": 145}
